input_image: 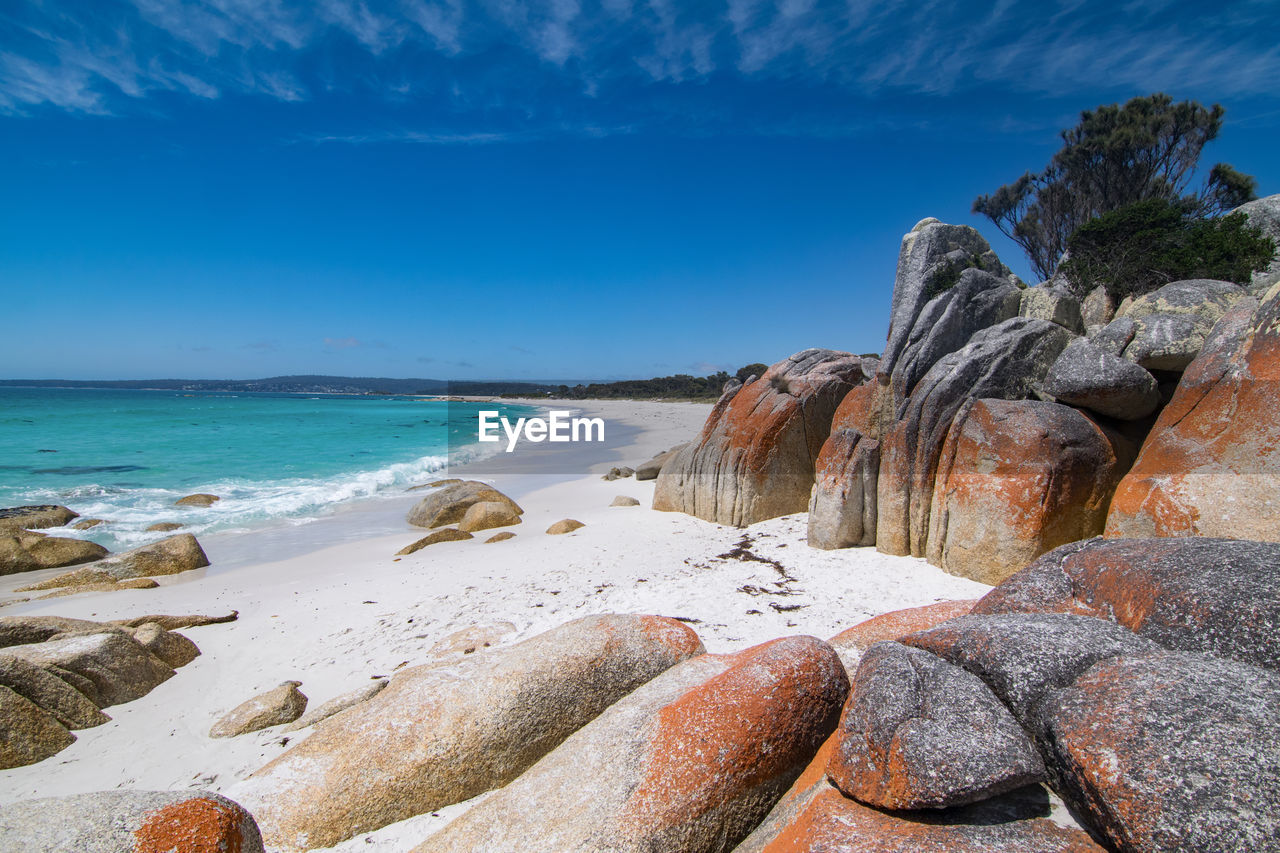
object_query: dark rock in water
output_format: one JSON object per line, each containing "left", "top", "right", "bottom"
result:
{"left": 1105, "top": 288, "right": 1280, "bottom": 542}
{"left": 0, "top": 505, "right": 78, "bottom": 534}
{"left": 901, "top": 613, "right": 1159, "bottom": 735}
{"left": 828, "top": 642, "right": 1044, "bottom": 810}
{"left": 973, "top": 536, "right": 1280, "bottom": 671}
{"left": 0, "top": 789, "right": 265, "bottom": 853}
{"left": 0, "top": 684, "right": 76, "bottom": 769}
{"left": 174, "top": 493, "right": 220, "bottom": 507}
{"left": 1042, "top": 651, "right": 1280, "bottom": 853}
{"left": 1041, "top": 338, "right": 1160, "bottom": 420}
{"left": 654, "top": 349, "right": 868, "bottom": 527}
{"left": 407, "top": 481, "right": 522, "bottom": 529}
{"left": 876, "top": 317, "right": 1073, "bottom": 559}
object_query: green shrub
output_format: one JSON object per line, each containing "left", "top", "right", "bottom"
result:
{"left": 1061, "top": 198, "right": 1274, "bottom": 302}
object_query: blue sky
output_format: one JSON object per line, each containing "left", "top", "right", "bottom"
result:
{"left": 2, "top": 0, "right": 1278, "bottom": 381}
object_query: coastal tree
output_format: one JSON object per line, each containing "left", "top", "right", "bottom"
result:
{"left": 1060, "top": 198, "right": 1275, "bottom": 301}
{"left": 973, "top": 94, "right": 1259, "bottom": 280}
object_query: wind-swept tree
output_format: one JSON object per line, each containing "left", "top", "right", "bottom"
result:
{"left": 973, "top": 94, "right": 1258, "bottom": 280}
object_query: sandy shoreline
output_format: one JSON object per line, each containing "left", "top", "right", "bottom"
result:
{"left": 0, "top": 398, "right": 992, "bottom": 850}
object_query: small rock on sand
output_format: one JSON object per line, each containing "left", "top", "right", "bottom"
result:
{"left": 610, "top": 496, "right": 640, "bottom": 507}
{"left": 210, "top": 681, "right": 307, "bottom": 738}
{"left": 546, "top": 519, "right": 584, "bottom": 535}
{"left": 457, "top": 501, "right": 522, "bottom": 533}
{"left": 484, "top": 532, "right": 516, "bottom": 544}
{"left": 396, "top": 528, "right": 473, "bottom": 555}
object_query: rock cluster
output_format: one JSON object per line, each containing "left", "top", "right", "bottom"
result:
{"left": 0, "top": 614, "right": 201, "bottom": 768}
{"left": 741, "top": 534, "right": 1280, "bottom": 852}
{"left": 662, "top": 214, "right": 1277, "bottom": 582}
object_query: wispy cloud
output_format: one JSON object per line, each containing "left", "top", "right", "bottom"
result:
{"left": 1, "top": 1, "right": 1277, "bottom": 120}
{"left": 323, "top": 336, "right": 362, "bottom": 349}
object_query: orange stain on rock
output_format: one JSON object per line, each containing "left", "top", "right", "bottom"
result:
{"left": 134, "top": 797, "right": 252, "bottom": 853}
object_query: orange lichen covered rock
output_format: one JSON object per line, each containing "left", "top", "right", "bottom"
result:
{"left": 229, "top": 614, "right": 704, "bottom": 851}
{"left": 739, "top": 783, "right": 1104, "bottom": 853}
{"left": 828, "top": 600, "right": 977, "bottom": 667}
{"left": 654, "top": 350, "right": 869, "bottom": 526}
{"left": 876, "top": 318, "right": 1073, "bottom": 559}
{"left": 415, "top": 635, "right": 848, "bottom": 853}
{"left": 925, "top": 399, "right": 1127, "bottom": 584}
{"left": 0, "top": 790, "right": 264, "bottom": 852}
{"left": 1104, "top": 288, "right": 1280, "bottom": 540}
{"left": 972, "top": 536, "right": 1280, "bottom": 671}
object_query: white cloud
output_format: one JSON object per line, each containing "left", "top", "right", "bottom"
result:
{"left": 1, "top": 0, "right": 1277, "bottom": 118}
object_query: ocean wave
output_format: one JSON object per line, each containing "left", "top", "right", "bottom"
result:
{"left": 17, "top": 451, "right": 464, "bottom": 550}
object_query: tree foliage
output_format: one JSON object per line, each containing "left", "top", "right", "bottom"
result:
{"left": 1060, "top": 198, "right": 1275, "bottom": 301}
{"left": 553, "top": 363, "right": 768, "bottom": 400}
{"left": 735, "top": 363, "right": 768, "bottom": 383}
{"left": 974, "top": 94, "right": 1258, "bottom": 280}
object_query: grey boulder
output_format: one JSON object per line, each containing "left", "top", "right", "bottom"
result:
{"left": 1042, "top": 651, "right": 1280, "bottom": 853}
{"left": 1232, "top": 192, "right": 1280, "bottom": 291}
{"left": 1111, "top": 278, "right": 1249, "bottom": 371}
{"left": 1041, "top": 337, "right": 1160, "bottom": 420}
{"left": 827, "top": 642, "right": 1045, "bottom": 810}
{"left": 634, "top": 443, "right": 687, "bottom": 480}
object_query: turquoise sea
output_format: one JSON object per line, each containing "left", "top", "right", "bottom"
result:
{"left": 0, "top": 388, "right": 537, "bottom": 550}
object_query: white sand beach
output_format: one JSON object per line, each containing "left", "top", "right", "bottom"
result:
{"left": 0, "top": 399, "right": 991, "bottom": 851}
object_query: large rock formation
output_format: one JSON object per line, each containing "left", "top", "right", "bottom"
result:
{"left": 925, "top": 399, "right": 1127, "bottom": 584}
{"left": 1105, "top": 286, "right": 1280, "bottom": 540}
{"left": 416, "top": 635, "right": 847, "bottom": 853}
{"left": 876, "top": 318, "right": 1074, "bottom": 559}
{"left": 0, "top": 790, "right": 264, "bottom": 853}
{"left": 1042, "top": 651, "right": 1280, "bottom": 852}
{"left": 827, "top": 642, "right": 1044, "bottom": 810}
{"left": 654, "top": 349, "right": 868, "bottom": 526}
{"left": 972, "top": 536, "right": 1280, "bottom": 671}
{"left": 879, "top": 218, "right": 1019, "bottom": 404}
{"left": 231, "top": 614, "right": 704, "bottom": 851}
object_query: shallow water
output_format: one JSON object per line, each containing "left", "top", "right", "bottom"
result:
{"left": 0, "top": 387, "right": 536, "bottom": 549}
